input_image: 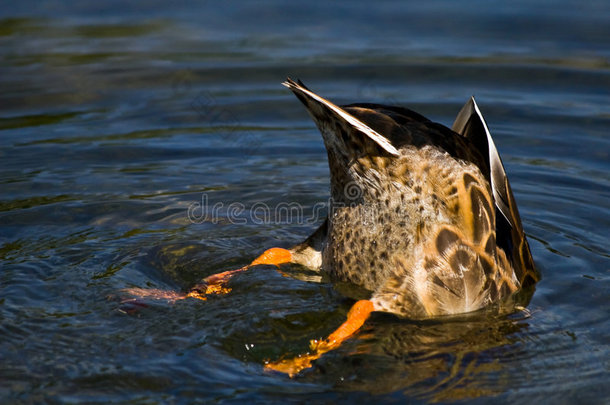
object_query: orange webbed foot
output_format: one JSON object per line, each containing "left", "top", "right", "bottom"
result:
{"left": 187, "top": 268, "right": 244, "bottom": 300}
{"left": 264, "top": 352, "right": 320, "bottom": 378}
{"left": 188, "top": 247, "right": 292, "bottom": 298}
{"left": 122, "top": 247, "right": 293, "bottom": 303}
{"left": 265, "top": 300, "right": 374, "bottom": 377}
{"left": 121, "top": 287, "right": 190, "bottom": 303}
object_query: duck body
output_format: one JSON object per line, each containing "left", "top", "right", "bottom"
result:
{"left": 126, "top": 79, "right": 542, "bottom": 375}
{"left": 286, "top": 79, "right": 539, "bottom": 319}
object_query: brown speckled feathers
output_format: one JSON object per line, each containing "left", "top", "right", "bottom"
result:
{"left": 283, "top": 79, "right": 539, "bottom": 319}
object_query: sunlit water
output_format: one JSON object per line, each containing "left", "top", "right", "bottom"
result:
{"left": 1, "top": 1, "right": 609, "bottom": 403}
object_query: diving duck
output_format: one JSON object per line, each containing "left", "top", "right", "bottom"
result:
{"left": 126, "top": 78, "right": 539, "bottom": 376}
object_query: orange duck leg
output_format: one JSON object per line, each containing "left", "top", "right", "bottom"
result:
{"left": 265, "top": 299, "right": 375, "bottom": 377}
{"left": 123, "top": 248, "right": 292, "bottom": 302}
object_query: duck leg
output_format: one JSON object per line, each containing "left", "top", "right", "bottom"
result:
{"left": 186, "top": 220, "right": 327, "bottom": 300}
{"left": 265, "top": 299, "right": 375, "bottom": 377}
{"left": 123, "top": 219, "right": 327, "bottom": 302}
{"left": 186, "top": 247, "right": 292, "bottom": 300}
{"left": 123, "top": 247, "right": 292, "bottom": 302}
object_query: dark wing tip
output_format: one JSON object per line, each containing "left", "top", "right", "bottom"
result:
{"left": 281, "top": 78, "right": 400, "bottom": 156}
{"left": 282, "top": 77, "right": 297, "bottom": 88}
{"left": 282, "top": 77, "right": 310, "bottom": 91}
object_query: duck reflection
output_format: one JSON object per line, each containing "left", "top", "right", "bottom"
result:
{"left": 300, "top": 306, "right": 533, "bottom": 401}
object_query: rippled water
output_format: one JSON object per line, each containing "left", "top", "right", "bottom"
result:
{"left": 1, "top": 1, "right": 609, "bottom": 403}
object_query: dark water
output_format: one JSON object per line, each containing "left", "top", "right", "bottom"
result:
{"left": 1, "top": 1, "right": 609, "bottom": 403}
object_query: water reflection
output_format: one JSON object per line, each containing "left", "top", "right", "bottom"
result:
{"left": 327, "top": 312, "right": 532, "bottom": 401}
{"left": 120, "top": 191, "right": 542, "bottom": 402}
{"left": 217, "top": 267, "right": 534, "bottom": 401}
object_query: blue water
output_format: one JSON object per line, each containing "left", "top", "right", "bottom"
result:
{"left": 1, "top": 1, "right": 609, "bottom": 403}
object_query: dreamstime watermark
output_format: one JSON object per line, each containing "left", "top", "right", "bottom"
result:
{"left": 168, "top": 70, "right": 403, "bottom": 161}
{"left": 356, "top": 74, "right": 401, "bottom": 106}
{"left": 170, "top": 70, "right": 261, "bottom": 158}
{"left": 187, "top": 194, "right": 327, "bottom": 225}
{"left": 172, "top": 72, "right": 407, "bottom": 226}
{"left": 186, "top": 181, "right": 385, "bottom": 226}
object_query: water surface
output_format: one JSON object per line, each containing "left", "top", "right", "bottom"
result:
{"left": 1, "top": 1, "right": 609, "bottom": 403}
